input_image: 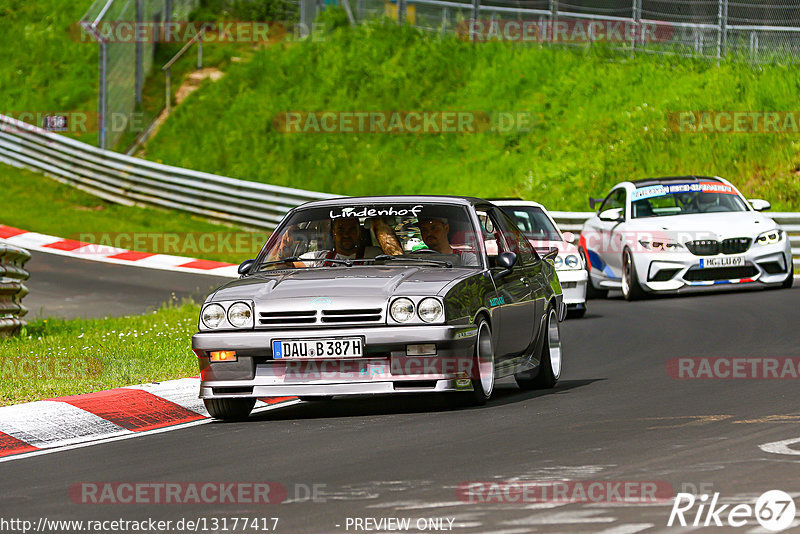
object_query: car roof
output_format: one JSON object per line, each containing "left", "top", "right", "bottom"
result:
{"left": 490, "top": 199, "right": 546, "bottom": 210}
{"left": 295, "top": 195, "right": 487, "bottom": 209}
{"left": 628, "top": 175, "right": 727, "bottom": 188}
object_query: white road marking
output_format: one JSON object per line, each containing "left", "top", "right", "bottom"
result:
{"left": 759, "top": 437, "right": 800, "bottom": 455}
{"left": 0, "top": 400, "right": 129, "bottom": 448}
{"left": 0, "top": 399, "right": 300, "bottom": 464}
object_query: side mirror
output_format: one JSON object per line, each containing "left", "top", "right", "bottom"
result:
{"left": 748, "top": 199, "right": 771, "bottom": 212}
{"left": 493, "top": 251, "right": 517, "bottom": 279}
{"left": 599, "top": 207, "right": 624, "bottom": 223}
{"left": 562, "top": 231, "right": 576, "bottom": 244}
{"left": 542, "top": 248, "right": 559, "bottom": 263}
{"left": 238, "top": 259, "right": 255, "bottom": 275}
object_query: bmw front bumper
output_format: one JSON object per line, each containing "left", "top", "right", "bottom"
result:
{"left": 556, "top": 268, "right": 588, "bottom": 306}
{"left": 631, "top": 240, "right": 792, "bottom": 293}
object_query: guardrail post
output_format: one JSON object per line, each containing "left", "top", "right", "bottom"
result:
{"left": 716, "top": 0, "right": 723, "bottom": 65}
{"left": 471, "top": 0, "right": 480, "bottom": 42}
{"left": 549, "top": 0, "right": 557, "bottom": 44}
{"left": 631, "top": 0, "right": 640, "bottom": 56}
{"left": 98, "top": 40, "right": 108, "bottom": 150}
{"left": 0, "top": 244, "right": 31, "bottom": 338}
{"left": 398, "top": 0, "right": 406, "bottom": 25}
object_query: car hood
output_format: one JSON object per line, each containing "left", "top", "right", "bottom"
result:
{"left": 208, "top": 266, "right": 475, "bottom": 302}
{"left": 626, "top": 211, "right": 779, "bottom": 242}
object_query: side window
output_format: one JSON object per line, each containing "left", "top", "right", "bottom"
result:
{"left": 600, "top": 188, "right": 627, "bottom": 216}
{"left": 491, "top": 208, "right": 537, "bottom": 266}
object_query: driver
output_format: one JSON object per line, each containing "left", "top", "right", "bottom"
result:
{"left": 300, "top": 217, "right": 379, "bottom": 266}
{"left": 417, "top": 216, "right": 479, "bottom": 266}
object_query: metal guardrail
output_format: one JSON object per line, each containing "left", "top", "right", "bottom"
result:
{"left": 0, "top": 114, "right": 338, "bottom": 231}
{"left": 0, "top": 243, "right": 31, "bottom": 337}
{"left": 551, "top": 211, "right": 800, "bottom": 267}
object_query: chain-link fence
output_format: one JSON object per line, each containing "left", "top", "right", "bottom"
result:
{"left": 349, "top": 0, "right": 800, "bottom": 63}
{"left": 81, "top": 0, "right": 199, "bottom": 150}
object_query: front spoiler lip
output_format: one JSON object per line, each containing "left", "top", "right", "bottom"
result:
{"left": 200, "top": 379, "right": 472, "bottom": 398}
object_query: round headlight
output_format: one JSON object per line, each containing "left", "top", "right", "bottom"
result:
{"left": 418, "top": 298, "right": 443, "bottom": 323}
{"left": 227, "top": 302, "right": 252, "bottom": 328}
{"left": 553, "top": 255, "right": 563, "bottom": 268}
{"left": 565, "top": 255, "right": 579, "bottom": 268}
{"left": 390, "top": 298, "right": 415, "bottom": 323}
{"left": 202, "top": 303, "right": 225, "bottom": 329}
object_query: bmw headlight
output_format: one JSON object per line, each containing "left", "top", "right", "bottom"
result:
{"left": 417, "top": 298, "right": 443, "bottom": 323}
{"left": 638, "top": 240, "right": 683, "bottom": 251}
{"left": 756, "top": 229, "right": 783, "bottom": 246}
{"left": 390, "top": 298, "right": 415, "bottom": 323}
{"left": 553, "top": 256, "right": 563, "bottom": 268}
{"left": 201, "top": 303, "right": 225, "bottom": 329}
{"left": 555, "top": 254, "right": 581, "bottom": 270}
{"left": 227, "top": 302, "right": 253, "bottom": 328}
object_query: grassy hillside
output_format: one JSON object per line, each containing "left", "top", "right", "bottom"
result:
{"left": 145, "top": 15, "right": 800, "bottom": 211}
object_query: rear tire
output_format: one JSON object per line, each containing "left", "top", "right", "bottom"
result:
{"left": 516, "top": 307, "right": 562, "bottom": 389}
{"left": 456, "top": 319, "right": 495, "bottom": 406}
{"left": 622, "top": 248, "right": 646, "bottom": 301}
{"left": 203, "top": 398, "right": 256, "bottom": 420}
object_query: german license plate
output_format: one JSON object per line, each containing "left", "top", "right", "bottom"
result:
{"left": 700, "top": 256, "right": 744, "bottom": 268}
{"left": 272, "top": 337, "right": 364, "bottom": 359}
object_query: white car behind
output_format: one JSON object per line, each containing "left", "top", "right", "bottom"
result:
{"left": 494, "top": 199, "right": 588, "bottom": 318}
{"left": 581, "top": 176, "right": 793, "bottom": 300}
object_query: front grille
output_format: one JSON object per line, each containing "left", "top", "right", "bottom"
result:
{"left": 258, "top": 308, "right": 384, "bottom": 327}
{"left": 683, "top": 266, "right": 758, "bottom": 282}
{"left": 259, "top": 310, "right": 316, "bottom": 325}
{"left": 321, "top": 308, "right": 382, "bottom": 323}
{"left": 686, "top": 240, "right": 719, "bottom": 256}
{"left": 687, "top": 238, "right": 752, "bottom": 256}
{"left": 721, "top": 237, "right": 751, "bottom": 254}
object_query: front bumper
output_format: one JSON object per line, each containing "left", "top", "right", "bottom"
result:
{"left": 193, "top": 324, "right": 479, "bottom": 398}
{"left": 631, "top": 241, "right": 792, "bottom": 293}
{"left": 556, "top": 268, "right": 588, "bottom": 305}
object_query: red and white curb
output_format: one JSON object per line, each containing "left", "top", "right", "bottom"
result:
{"left": 0, "top": 224, "right": 239, "bottom": 278}
{"left": 0, "top": 378, "right": 298, "bottom": 462}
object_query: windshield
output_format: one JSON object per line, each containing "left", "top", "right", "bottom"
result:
{"left": 498, "top": 206, "right": 562, "bottom": 241}
{"left": 253, "top": 202, "right": 482, "bottom": 271}
{"left": 631, "top": 182, "right": 748, "bottom": 218}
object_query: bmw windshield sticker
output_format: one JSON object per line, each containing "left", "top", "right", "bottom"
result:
{"left": 329, "top": 205, "right": 424, "bottom": 219}
{"left": 632, "top": 182, "right": 735, "bottom": 201}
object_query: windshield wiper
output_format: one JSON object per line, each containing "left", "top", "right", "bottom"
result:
{"left": 255, "top": 256, "right": 302, "bottom": 271}
{"left": 374, "top": 254, "right": 453, "bottom": 268}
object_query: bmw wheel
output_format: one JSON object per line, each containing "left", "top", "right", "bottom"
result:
{"left": 622, "top": 248, "right": 646, "bottom": 301}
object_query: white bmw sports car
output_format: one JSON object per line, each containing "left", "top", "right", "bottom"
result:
{"left": 493, "top": 199, "right": 588, "bottom": 318}
{"left": 581, "top": 176, "right": 794, "bottom": 300}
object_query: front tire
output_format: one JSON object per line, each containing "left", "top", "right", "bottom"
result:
{"left": 203, "top": 398, "right": 256, "bottom": 420}
{"left": 622, "top": 248, "right": 646, "bottom": 301}
{"left": 516, "top": 306, "right": 562, "bottom": 389}
{"left": 458, "top": 319, "right": 495, "bottom": 406}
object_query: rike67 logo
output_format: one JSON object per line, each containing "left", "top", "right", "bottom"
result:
{"left": 668, "top": 490, "right": 796, "bottom": 531}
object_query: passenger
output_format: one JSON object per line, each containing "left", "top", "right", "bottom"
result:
{"left": 417, "top": 216, "right": 479, "bottom": 266}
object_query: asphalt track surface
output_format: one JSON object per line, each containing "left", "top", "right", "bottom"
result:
{"left": 22, "top": 250, "right": 231, "bottom": 319}
{"left": 3, "top": 253, "right": 800, "bottom": 533}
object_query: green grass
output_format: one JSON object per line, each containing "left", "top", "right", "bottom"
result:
{"left": 0, "top": 301, "right": 200, "bottom": 406}
{"left": 0, "top": 164, "right": 265, "bottom": 263}
{"left": 144, "top": 15, "right": 800, "bottom": 211}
